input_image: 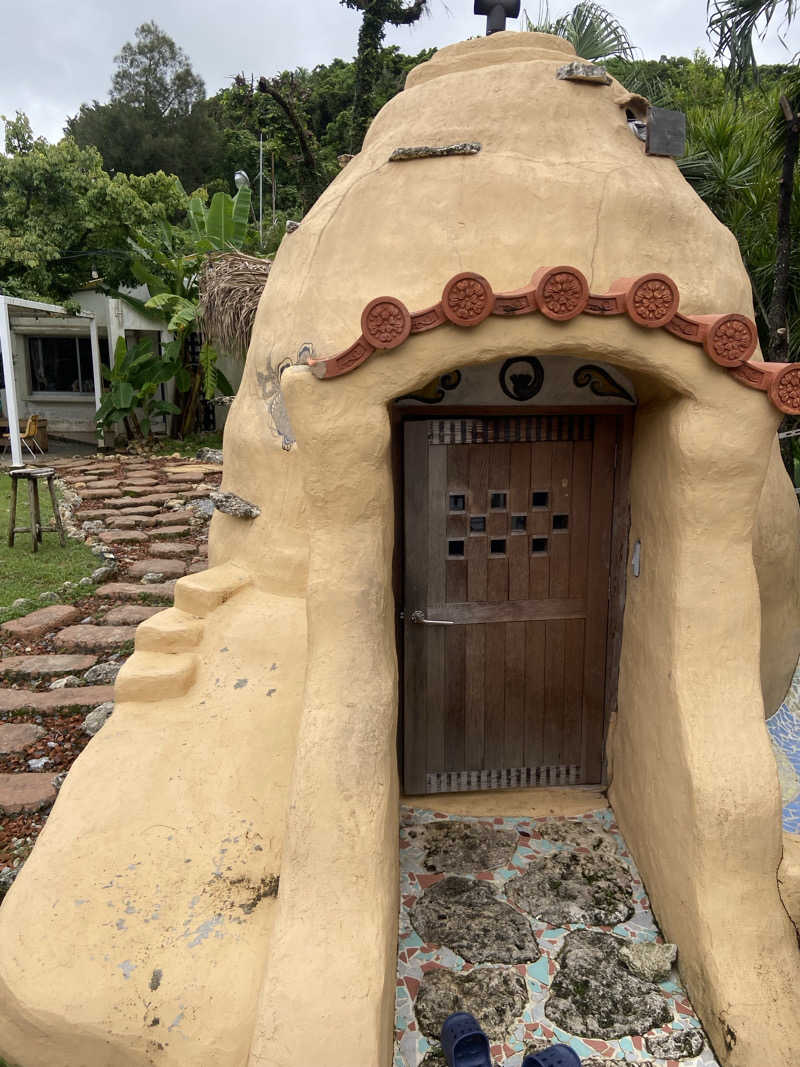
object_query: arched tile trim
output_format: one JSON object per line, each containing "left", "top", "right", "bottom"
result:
{"left": 306, "top": 266, "right": 792, "bottom": 414}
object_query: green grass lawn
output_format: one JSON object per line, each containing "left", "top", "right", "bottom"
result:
{"left": 0, "top": 474, "right": 99, "bottom": 624}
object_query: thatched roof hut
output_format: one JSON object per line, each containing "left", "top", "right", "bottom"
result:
{"left": 198, "top": 251, "right": 272, "bottom": 360}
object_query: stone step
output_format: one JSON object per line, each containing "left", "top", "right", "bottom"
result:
{"left": 128, "top": 558, "right": 187, "bottom": 578}
{"left": 80, "top": 488, "right": 123, "bottom": 500}
{"left": 0, "top": 723, "right": 45, "bottom": 754}
{"left": 98, "top": 530, "right": 149, "bottom": 544}
{"left": 104, "top": 605, "right": 163, "bottom": 625}
{"left": 150, "top": 525, "right": 191, "bottom": 540}
{"left": 53, "top": 625, "right": 137, "bottom": 653}
{"left": 96, "top": 582, "right": 175, "bottom": 602}
{"left": 0, "top": 773, "right": 57, "bottom": 814}
{"left": 106, "top": 516, "right": 156, "bottom": 530}
{"left": 0, "top": 604, "right": 81, "bottom": 641}
{"left": 0, "top": 654, "right": 97, "bottom": 681}
{"left": 117, "top": 505, "right": 160, "bottom": 517}
{"left": 153, "top": 510, "right": 194, "bottom": 526}
{"left": 164, "top": 473, "right": 196, "bottom": 483}
{"left": 105, "top": 493, "right": 176, "bottom": 508}
{"left": 76, "top": 509, "right": 115, "bottom": 521}
{"left": 85, "top": 479, "right": 119, "bottom": 490}
{"left": 0, "top": 685, "right": 115, "bottom": 715}
{"left": 152, "top": 541, "right": 196, "bottom": 558}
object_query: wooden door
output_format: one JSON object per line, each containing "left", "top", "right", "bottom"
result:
{"left": 403, "top": 414, "right": 619, "bottom": 794}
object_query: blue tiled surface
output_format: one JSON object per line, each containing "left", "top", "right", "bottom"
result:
{"left": 767, "top": 659, "right": 800, "bottom": 833}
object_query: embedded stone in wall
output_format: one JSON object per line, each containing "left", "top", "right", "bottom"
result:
{"left": 410, "top": 876, "right": 539, "bottom": 964}
{"left": 414, "top": 966, "right": 528, "bottom": 1041}
{"left": 545, "top": 930, "right": 673, "bottom": 1039}
{"left": 419, "top": 819, "right": 519, "bottom": 873}
{"left": 506, "top": 849, "right": 633, "bottom": 927}
{"left": 645, "top": 1029, "right": 705, "bottom": 1058}
{"left": 556, "top": 61, "right": 611, "bottom": 84}
{"left": 388, "top": 142, "right": 481, "bottom": 162}
{"left": 209, "top": 491, "right": 261, "bottom": 519}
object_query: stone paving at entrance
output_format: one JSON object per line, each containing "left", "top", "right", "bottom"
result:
{"left": 394, "top": 805, "right": 718, "bottom": 1067}
{"left": 0, "top": 449, "right": 221, "bottom": 893}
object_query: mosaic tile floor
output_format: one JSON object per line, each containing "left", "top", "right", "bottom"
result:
{"left": 767, "top": 658, "right": 800, "bottom": 833}
{"left": 394, "top": 805, "right": 718, "bottom": 1067}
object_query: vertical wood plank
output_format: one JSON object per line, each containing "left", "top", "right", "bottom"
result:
{"left": 427, "top": 443, "right": 448, "bottom": 773}
{"left": 504, "top": 621, "right": 525, "bottom": 766}
{"left": 525, "top": 620, "right": 545, "bottom": 767}
{"left": 465, "top": 624, "right": 486, "bottom": 769}
{"left": 582, "top": 416, "right": 616, "bottom": 783}
{"left": 568, "top": 440, "right": 592, "bottom": 598}
{"left": 508, "top": 445, "right": 530, "bottom": 602}
{"left": 548, "top": 442, "right": 572, "bottom": 599}
{"left": 543, "top": 620, "right": 566, "bottom": 763}
{"left": 445, "top": 624, "right": 466, "bottom": 770}
{"left": 562, "top": 618, "right": 585, "bottom": 767}
{"left": 484, "top": 622, "right": 505, "bottom": 768}
{"left": 467, "top": 444, "right": 488, "bottom": 603}
{"left": 529, "top": 442, "right": 552, "bottom": 599}
{"left": 403, "top": 421, "right": 429, "bottom": 793}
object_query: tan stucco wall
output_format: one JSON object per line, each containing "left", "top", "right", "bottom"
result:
{"left": 1, "top": 30, "right": 800, "bottom": 1067}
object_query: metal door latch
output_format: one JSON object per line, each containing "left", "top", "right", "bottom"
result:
{"left": 410, "top": 610, "right": 454, "bottom": 626}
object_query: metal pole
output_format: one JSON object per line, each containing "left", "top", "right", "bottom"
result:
{"left": 0, "top": 297, "right": 23, "bottom": 467}
{"left": 259, "top": 131, "right": 264, "bottom": 248}
{"left": 88, "top": 314, "right": 103, "bottom": 450}
{"left": 272, "top": 151, "right": 276, "bottom": 225}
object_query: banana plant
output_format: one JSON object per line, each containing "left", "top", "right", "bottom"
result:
{"left": 95, "top": 336, "right": 182, "bottom": 441}
{"left": 187, "top": 188, "right": 252, "bottom": 251}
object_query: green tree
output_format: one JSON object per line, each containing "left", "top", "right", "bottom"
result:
{"left": 340, "top": 0, "right": 428, "bottom": 149}
{"left": 708, "top": 0, "right": 797, "bottom": 91}
{"left": 0, "top": 120, "right": 188, "bottom": 300}
{"left": 524, "top": 2, "right": 635, "bottom": 60}
{"left": 67, "top": 22, "right": 224, "bottom": 192}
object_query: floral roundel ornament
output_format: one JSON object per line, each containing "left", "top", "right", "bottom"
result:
{"left": 361, "top": 297, "right": 411, "bottom": 349}
{"left": 442, "top": 272, "right": 494, "bottom": 327}
{"left": 626, "top": 273, "right": 679, "bottom": 328}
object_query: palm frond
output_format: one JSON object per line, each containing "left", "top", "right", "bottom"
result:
{"left": 708, "top": 0, "right": 798, "bottom": 92}
{"left": 525, "top": 2, "right": 636, "bottom": 60}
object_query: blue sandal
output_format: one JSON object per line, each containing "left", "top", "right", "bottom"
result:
{"left": 522, "top": 1046, "right": 581, "bottom": 1067}
{"left": 440, "top": 1011, "right": 492, "bottom": 1067}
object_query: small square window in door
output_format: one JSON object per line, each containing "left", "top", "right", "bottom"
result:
{"left": 532, "top": 491, "right": 549, "bottom": 508}
{"left": 531, "top": 537, "right": 548, "bottom": 554}
{"left": 553, "top": 514, "right": 569, "bottom": 530}
{"left": 447, "top": 540, "right": 465, "bottom": 557}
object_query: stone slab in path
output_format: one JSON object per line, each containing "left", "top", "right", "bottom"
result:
{"left": 80, "top": 488, "right": 123, "bottom": 500}
{"left": 96, "top": 582, "right": 175, "bottom": 602}
{"left": 106, "top": 516, "right": 156, "bottom": 530}
{"left": 153, "top": 510, "right": 194, "bottom": 525}
{"left": 98, "top": 530, "right": 149, "bottom": 544}
{"left": 0, "top": 604, "right": 81, "bottom": 641}
{"left": 105, "top": 605, "right": 163, "bottom": 625}
{"left": 0, "top": 723, "right": 45, "bottom": 754}
{"left": 128, "top": 558, "right": 187, "bottom": 578}
{"left": 0, "top": 686, "right": 115, "bottom": 714}
{"left": 0, "top": 773, "right": 57, "bottom": 814}
{"left": 0, "top": 654, "right": 97, "bottom": 680}
{"left": 153, "top": 541, "right": 196, "bottom": 557}
{"left": 117, "top": 505, "right": 160, "bottom": 517}
{"left": 150, "top": 525, "right": 191, "bottom": 540}
{"left": 54, "top": 625, "right": 137, "bottom": 652}
{"left": 76, "top": 509, "right": 115, "bottom": 521}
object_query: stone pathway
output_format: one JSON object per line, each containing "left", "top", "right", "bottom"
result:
{"left": 0, "top": 449, "right": 220, "bottom": 891}
{"left": 395, "top": 805, "right": 719, "bottom": 1067}
{"left": 767, "top": 658, "right": 800, "bottom": 833}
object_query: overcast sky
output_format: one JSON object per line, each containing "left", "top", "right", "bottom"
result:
{"left": 2, "top": 0, "right": 798, "bottom": 144}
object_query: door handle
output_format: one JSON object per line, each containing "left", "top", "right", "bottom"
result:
{"left": 410, "top": 610, "right": 454, "bottom": 626}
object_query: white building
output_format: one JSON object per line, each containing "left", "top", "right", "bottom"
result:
{"left": 0, "top": 286, "right": 241, "bottom": 446}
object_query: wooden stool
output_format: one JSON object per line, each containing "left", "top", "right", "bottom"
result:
{"left": 7, "top": 467, "right": 66, "bottom": 553}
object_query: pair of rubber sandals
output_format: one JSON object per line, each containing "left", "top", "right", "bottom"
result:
{"left": 440, "top": 1011, "right": 580, "bottom": 1067}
